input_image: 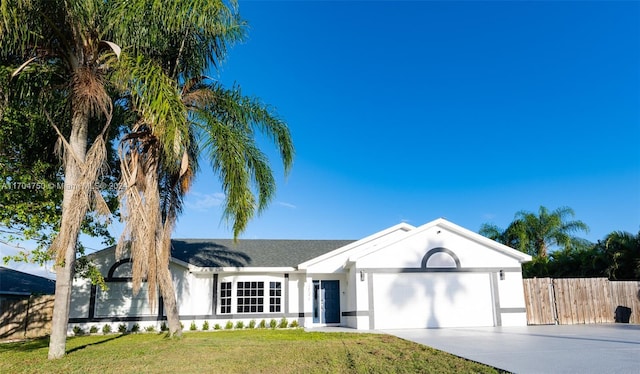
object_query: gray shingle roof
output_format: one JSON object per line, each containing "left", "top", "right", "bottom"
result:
{"left": 170, "top": 239, "right": 356, "bottom": 268}
{"left": 0, "top": 267, "right": 56, "bottom": 296}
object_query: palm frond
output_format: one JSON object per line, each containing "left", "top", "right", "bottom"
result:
{"left": 107, "top": 0, "right": 246, "bottom": 79}
{"left": 113, "top": 54, "right": 189, "bottom": 171}
{"left": 195, "top": 111, "right": 255, "bottom": 237}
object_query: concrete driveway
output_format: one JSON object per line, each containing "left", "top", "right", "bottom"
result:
{"left": 385, "top": 324, "right": 640, "bottom": 374}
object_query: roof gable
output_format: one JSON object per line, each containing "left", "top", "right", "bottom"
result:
{"left": 430, "top": 218, "right": 532, "bottom": 262}
{"left": 351, "top": 218, "right": 532, "bottom": 267}
{"left": 299, "top": 223, "right": 415, "bottom": 271}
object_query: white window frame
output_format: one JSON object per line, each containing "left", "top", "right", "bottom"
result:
{"left": 218, "top": 276, "right": 285, "bottom": 315}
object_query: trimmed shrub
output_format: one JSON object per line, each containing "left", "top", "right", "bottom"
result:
{"left": 214, "top": 323, "right": 221, "bottom": 330}
{"left": 89, "top": 325, "right": 98, "bottom": 334}
{"left": 278, "top": 318, "right": 288, "bottom": 329}
{"left": 258, "top": 319, "right": 267, "bottom": 329}
{"left": 190, "top": 321, "right": 197, "bottom": 331}
{"left": 290, "top": 320, "right": 299, "bottom": 328}
{"left": 202, "top": 321, "right": 210, "bottom": 330}
{"left": 131, "top": 323, "right": 140, "bottom": 333}
{"left": 235, "top": 321, "right": 244, "bottom": 329}
{"left": 225, "top": 321, "right": 233, "bottom": 330}
{"left": 72, "top": 326, "right": 84, "bottom": 336}
{"left": 248, "top": 319, "right": 256, "bottom": 329}
{"left": 102, "top": 324, "right": 112, "bottom": 334}
{"left": 269, "top": 319, "right": 277, "bottom": 329}
{"left": 118, "top": 323, "right": 127, "bottom": 333}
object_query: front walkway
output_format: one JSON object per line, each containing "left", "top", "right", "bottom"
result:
{"left": 385, "top": 324, "right": 640, "bottom": 374}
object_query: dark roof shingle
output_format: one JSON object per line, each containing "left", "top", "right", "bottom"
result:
{"left": 0, "top": 267, "right": 56, "bottom": 296}
{"left": 170, "top": 239, "right": 355, "bottom": 268}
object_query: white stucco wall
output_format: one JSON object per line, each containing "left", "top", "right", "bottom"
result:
{"left": 371, "top": 272, "right": 495, "bottom": 329}
{"left": 496, "top": 270, "right": 528, "bottom": 326}
{"left": 302, "top": 226, "right": 411, "bottom": 274}
{"left": 95, "top": 282, "right": 153, "bottom": 317}
{"left": 69, "top": 278, "right": 91, "bottom": 319}
{"left": 287, "top": 273, "right": 305, "bottom": 315}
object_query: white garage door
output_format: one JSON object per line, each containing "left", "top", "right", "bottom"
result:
{"left": 372, "top": 272, "right": 495, "bottom": 329}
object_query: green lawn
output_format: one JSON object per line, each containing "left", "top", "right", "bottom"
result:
{"left": 0, "top": 329, "right": 505, "bottom": 373}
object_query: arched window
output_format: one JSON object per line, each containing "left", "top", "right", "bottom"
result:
{"left": 107, "top": 258, "right": 133, "bottom": 280}
{"left": 421, "top": 247, "right": 460, "bottom": 269}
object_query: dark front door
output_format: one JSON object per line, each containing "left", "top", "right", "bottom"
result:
{"left": 312, "top": 280, "right": 340, "bottom": 324}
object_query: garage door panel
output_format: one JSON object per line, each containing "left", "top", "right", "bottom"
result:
{"left": 373, "top": 273, "right": 494, "bottom": 329}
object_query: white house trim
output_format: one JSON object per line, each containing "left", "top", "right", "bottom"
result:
{"left": 188, "top": 266, "right": 298, "bottom": 274}
{"left": 298, "top": 222, "right": 415, "bottom": 270}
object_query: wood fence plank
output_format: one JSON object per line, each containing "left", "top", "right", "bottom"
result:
{"left": 552, "top": 279, "right": 566, "bottom": 324}
{"left": 593, "top": 278, "right": 602, "bottom": 322}
{"left": 601, "top": 278, "right": 613, "bottom": 323}
{"left": 563, "top": 279, "right": 575, "bottom": 325}
{"left": 538, "top": 278, "right": 549, "bottom": 324}
{"left": 523, "top": 279, "right": 534, "bottom": 324}
{"left": 585, "top": 278, "right": 596, "bottom": 324}
{"left": 576, "top": 279, "right": 586, "bottom": 324}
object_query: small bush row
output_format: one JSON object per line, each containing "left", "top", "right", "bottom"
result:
{"left": 73, "top": 323, "right": 142, "bottom": 336}
{"left": 211, "top": 318, "right": 298, "bottom": 330}
{"left": 73, "top": 318, "right": 300, "bottom": 336}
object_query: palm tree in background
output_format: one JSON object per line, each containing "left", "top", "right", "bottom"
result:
{"left": 480, "top": 206, "right": 589, "bottom": 258}
{"left": 601, "top": 230, "right": 640, "bottom": 280}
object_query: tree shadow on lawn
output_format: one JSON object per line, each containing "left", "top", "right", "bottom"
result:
{"left": 66, "top": 334, "right": 126, "bottom": 354}
{"left": 0, "top": 336, "right": 50, "bottom": 353}
{"left": 0, "top": 334, "right": 127, "bottom": 355}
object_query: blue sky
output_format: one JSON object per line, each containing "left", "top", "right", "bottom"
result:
{"left": 176, "top": 0, "right": 639, "bottom": 242}
{"left": 2, "top": 1, "right": 639, "bottom": 277}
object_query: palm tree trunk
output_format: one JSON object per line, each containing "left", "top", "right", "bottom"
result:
{"left": 158, "top": 264, "right": 182, "bottom": 337}
{"left": 48, "top": 110, "right": 89, "bottom": 359}
{"left": 539, "top": 242, "right": 548, "bottom": 258}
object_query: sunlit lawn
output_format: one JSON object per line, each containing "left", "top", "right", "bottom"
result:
{"left": 0, "top": 329, "right": 505, "bottom": 373}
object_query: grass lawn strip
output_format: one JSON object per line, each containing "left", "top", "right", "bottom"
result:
{"left": 0, "top": 329, "right": 506, "bottom": 373}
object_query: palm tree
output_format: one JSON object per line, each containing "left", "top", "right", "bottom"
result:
{"left": 117, "top": 77, "right": 293, "bottom": 337}
{"left": 110, "top": 1, "right": 293, "bottom": 337}
{"left": 0, "top": 0, "right": 214, "bottom": 357}
{"left": 2, "top": 0, "right": 291, "bottom": 349}
{"left": 480, "top": 206, "right": 589, "bottom": 258}
{"left": 602, "top": 231, "right": 640, "bottom": 280}
{"left": 1, "top": 0, "right": 126, "bottom": 358}
{"left": 479, "top": 220, "right": 527, "bottom": 251}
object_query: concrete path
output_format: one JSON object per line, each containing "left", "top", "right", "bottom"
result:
{"left": 385, "top": 324, "right": 640, "bottom": 374}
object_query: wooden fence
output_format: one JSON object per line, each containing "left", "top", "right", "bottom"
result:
{"left": 0, "top": 295, "right": 54, "bottom": 341}
{"left": 523, "top": 278, "right": 640, "bottom": 325}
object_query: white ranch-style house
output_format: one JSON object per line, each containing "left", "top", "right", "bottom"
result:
{"left": 69, "top": 218, "right": 532, "bottom": 332}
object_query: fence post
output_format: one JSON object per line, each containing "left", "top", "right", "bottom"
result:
{"left": 23, "top": 295, "right": 32, "bottom": 338}
{"left": 549, "top": 281, "right": 559, "bottom": 325}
